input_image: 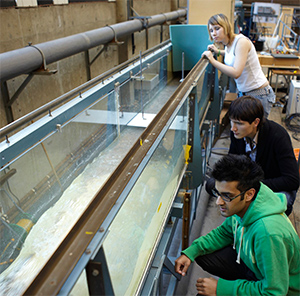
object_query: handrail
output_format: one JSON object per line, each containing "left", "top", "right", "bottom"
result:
{"left": 23, "top": 56, "right": 210, "bottom": 295}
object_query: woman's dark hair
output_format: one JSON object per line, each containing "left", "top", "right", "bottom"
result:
{"left": 228, "top": 96, "right": 265, "bottom": 129}
{"left": 212, "top": 154, "right": 264, "bottom": 193}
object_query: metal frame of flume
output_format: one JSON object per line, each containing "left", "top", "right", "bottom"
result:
{"left": 140, "top": 58, "right": 218, "bottom": 295}
{"left": 0, "top": 42, "right": 220, "bottom": 295}
{"left": 0, "top": 42, "right": 172, "bottom": 169}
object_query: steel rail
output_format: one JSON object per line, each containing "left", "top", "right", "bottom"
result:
{"left": 23, "top": 57, "right": 209, "bottom": 296}
{"left": 0, "top": 40, "right": 171, "bottom": 140}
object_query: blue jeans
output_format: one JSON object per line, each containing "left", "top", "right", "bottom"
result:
{"left": 238, "top": 85, "right": 275, "bottom": 118}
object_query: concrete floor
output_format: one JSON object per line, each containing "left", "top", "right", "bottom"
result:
{"left": 269, "top": 94, "right": 300, "bottom": 233}
{"left": 173, "top": 94, "right": 300, "bottom": 296}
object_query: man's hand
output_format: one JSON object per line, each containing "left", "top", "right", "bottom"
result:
{"left": 174, "top": 254, "right": 191, "bottom": 276}
{"left": 196, "top": 277, "right": 218, "bottom": 296}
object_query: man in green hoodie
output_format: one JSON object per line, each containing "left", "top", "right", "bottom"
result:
{"left": 175, "top": 154, "right": 300, "bottom": 295}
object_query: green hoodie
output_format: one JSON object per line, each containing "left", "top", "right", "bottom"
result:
{"left": 182, "top": 183, "right": 300, "bottom": 295}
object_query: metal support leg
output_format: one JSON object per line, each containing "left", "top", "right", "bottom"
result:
{"left": 182, "top": 192, "right": 191, "bottom": 250}
{"left": 180, "top": 52, "right": 185, "bottom": 82}
{"left": 163, "top": 256, "right": 181, "bottom": 281}
{"left": 275, "top": 73, "right": 279, "bottom": 96}
{"left": 145, "top": 27, "right": 149, "bottom": 50}
{"left": 86, "top": 247, "right": 114, "bottom": 296}
{"left": 85, "top": 50, "right": 91, "bottom": 81}
{"left": 1, "top": 81, "right": 14, "bottom": 123}
{"left": 139, "top": 51, "right": 145, "bottom": 119}
{"left": 8, "top": 74, "right": 34, "bottom": 107}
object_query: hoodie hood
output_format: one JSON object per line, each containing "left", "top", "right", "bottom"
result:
{"left": 233, "top": 183, "right": 287, "bottom": 264}
{"left": 237, "top": 182, "right": 287, "bottom": 227}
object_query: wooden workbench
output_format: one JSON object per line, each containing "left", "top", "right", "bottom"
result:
{"left": 258, "top": 54, "right": 300, "bottom": 79}
{"left": 258, "top": 54, "right": 300, "bottom": 69}
{"left": 269, "top": 69, "right": 300, "bottom": 95}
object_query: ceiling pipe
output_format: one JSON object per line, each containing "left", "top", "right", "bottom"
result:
{"left": 0, "top": 9, "right": 186, "bottom": 82}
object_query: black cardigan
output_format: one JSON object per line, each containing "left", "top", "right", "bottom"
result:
{"left": 229, "top": 119, "right": 299, "bottom": 192}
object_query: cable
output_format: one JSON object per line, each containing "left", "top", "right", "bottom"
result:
{"left": 285, "top": 113, "right": 300, "bottom": 142}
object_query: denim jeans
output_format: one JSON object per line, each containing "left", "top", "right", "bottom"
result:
{"left": 238, "top": 85, "right": 275, "bottom": 118}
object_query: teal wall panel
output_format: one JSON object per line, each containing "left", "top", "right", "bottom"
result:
{"left": 170, "top": 25, "right": 211, "bottom": 72}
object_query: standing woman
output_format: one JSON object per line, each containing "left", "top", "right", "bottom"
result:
{"left": 202, "top": 14, "right": 275, "bottom": 117}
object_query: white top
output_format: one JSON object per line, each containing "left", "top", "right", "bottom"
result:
{"left": 224, "top": 34, "right": 267, "bottom": 93}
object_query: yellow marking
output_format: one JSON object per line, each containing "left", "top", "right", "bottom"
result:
{"left": 0, "top": 258, "right": 15, "bottom": 265}
{"left": 17, "top": 219, "right": 34, "bottom": 233}
{"left": 0, "top": 240, "right": 13, "bottom": 259}
{"left": 183, "top": 145, "right": 191, "bottom": 164}
{"left": 157, "top": 202, "right": 162, "bottom": 213}
{"left": 85, "top": 232, "right": 93, "bottom": 235}
{"left": 0, "top": 238, "right": 19, "bottom": 265}
{"left": 140, "top": 138, "right": 143, "bottom": 146}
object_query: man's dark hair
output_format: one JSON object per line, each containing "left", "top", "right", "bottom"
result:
{"left": 228, "top": 96, "right": 265, "bottom": 129}
{"left": 212, "top": 154, "right": 264, "bottom": 193}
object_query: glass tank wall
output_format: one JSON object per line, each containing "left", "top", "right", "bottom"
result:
{"left": 103, "top": 101, "right": 188, "bottom": 295}
{"left": 0, "top": 51, "right": 173, "bottom": 295}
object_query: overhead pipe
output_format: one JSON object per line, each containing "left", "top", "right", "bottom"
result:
{"left": 0, "top": 9, "right": 186, "bottom": 82}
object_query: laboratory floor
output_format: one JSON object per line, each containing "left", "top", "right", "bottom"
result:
{"left": 173, "top": 93, "right": 300, "bottom": 296}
